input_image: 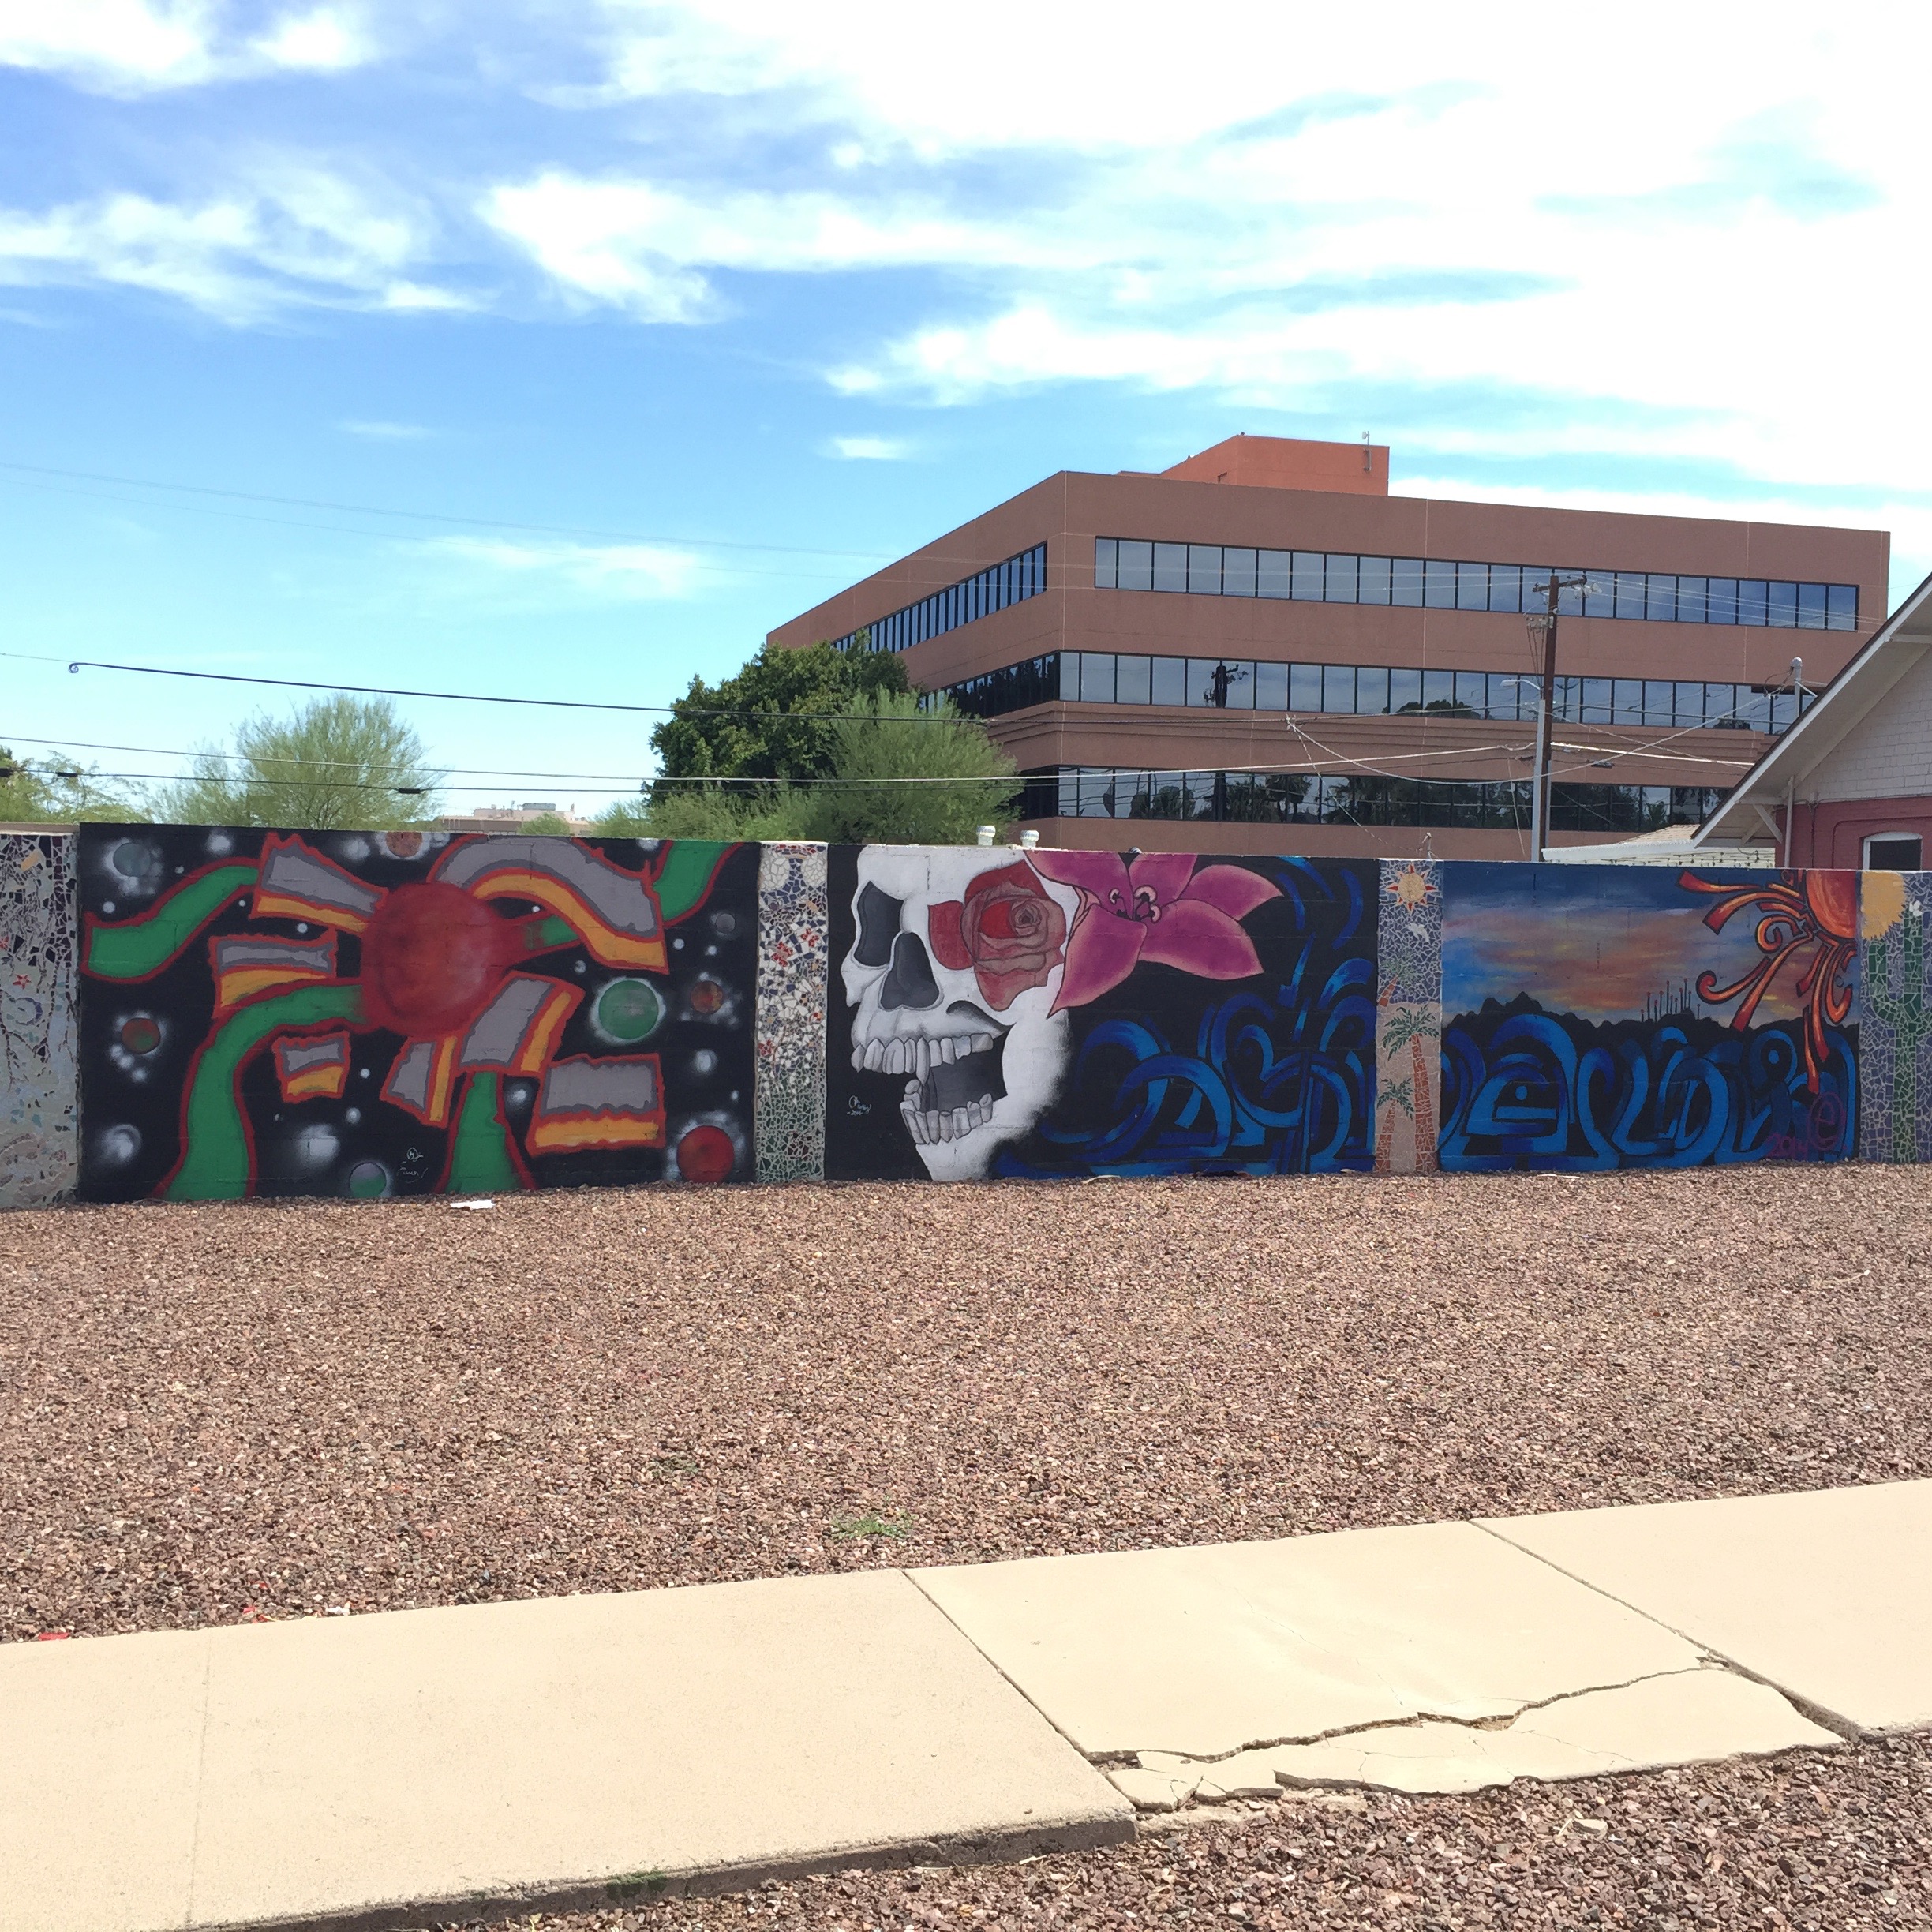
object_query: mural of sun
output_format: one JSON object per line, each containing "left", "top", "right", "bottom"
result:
{"left": 77, "top": 828, "right": 755, "bottom": 1200}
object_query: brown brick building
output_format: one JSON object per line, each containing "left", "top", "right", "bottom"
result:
{"left": 769, "top": 436, "right": 1889, "bottom": 859}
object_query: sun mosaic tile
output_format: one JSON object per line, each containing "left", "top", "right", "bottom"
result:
{"left": 1859, "top": 869, "right": 1932, "bottom": 1164}
{"left": 1375, "top": 859, "right": 1443, "bottom": 1174}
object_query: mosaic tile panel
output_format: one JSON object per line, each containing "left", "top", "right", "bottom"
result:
{"left": 1, "top": 833, "right": 78, "bottom": 1207}
{"left": 1858, "top": 869, "right": 1932, "bottom": 1164}
{"left": 754, "top": 841, "right": 829, "bottom": 1181}
{"left": 1374, "top": 859, "right": 1443, "bottom": 1174}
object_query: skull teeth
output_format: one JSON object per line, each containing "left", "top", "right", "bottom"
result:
{"left": 899, "top": 1093, "right": 994, "bottom": 1145}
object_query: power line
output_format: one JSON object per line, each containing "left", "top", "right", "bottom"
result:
{"left": 31, "top": 654, "right": 983, "bottom": 725}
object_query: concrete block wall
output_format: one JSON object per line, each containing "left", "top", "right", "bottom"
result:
{"left": 0, "top": 826, "right": 1911, "bottom": 1207}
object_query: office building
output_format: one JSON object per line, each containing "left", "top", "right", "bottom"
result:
{"left": 769, "top": 436, "right": 1889, "bottom": 858}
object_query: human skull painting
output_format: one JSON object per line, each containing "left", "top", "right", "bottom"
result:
{"left": 839, "top": 846, "right": 1077, "bottom": 1180}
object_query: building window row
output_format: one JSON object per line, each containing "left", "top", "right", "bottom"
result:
{"left": 942, "top": 650, "right": 1813, "bottom": 734}
{"left": 833, "top": 542, "right": 1047, "bottom": 655}
{"left": 1093, "top": 538, "right": 1859, "bottom": 633}
{"left": 1020, "top": 767, "right": 1724, "bottom": 833}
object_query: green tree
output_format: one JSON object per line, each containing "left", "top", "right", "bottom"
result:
{"left": 152, "top": 697, "right": 445, "bottom": 830}
{"left": 799, "top": 692, "right": 1017, "bottom": 844}
{"left": 519, "top": 811, "right": 573, "bottom": 834}
{"left": 650, "top": 640, "right": 908, "bottom": 788}
{"left": 0, "top": 745, "right": 146, "bottom": 824}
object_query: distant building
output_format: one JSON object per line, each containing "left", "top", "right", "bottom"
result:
{"left": 1695, "top": 571, "right": 1932, "bottom": 868}
{"left": 770, "top": 436, "right": 1887, "bottom": 860}
{"left": 440, "top": 803, "right": 595, "bottom": 837}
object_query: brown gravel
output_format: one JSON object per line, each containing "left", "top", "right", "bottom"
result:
{"left": 3, "top": 1165, "right": 1930, "bottom": 1641}
{"left": 432, "top": 1732, "right": 1932, "bottom": 1931}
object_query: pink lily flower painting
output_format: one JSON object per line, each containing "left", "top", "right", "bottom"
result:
{"left": 1028, "top": 852, "right": 1280, "bottom": 1011}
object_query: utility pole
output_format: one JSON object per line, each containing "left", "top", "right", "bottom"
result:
{"left": 1526, "top": 571, "right": 1595, "bottom": 860}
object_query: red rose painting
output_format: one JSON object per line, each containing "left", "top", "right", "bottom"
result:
{"left": 927, "top": 860, "right": 1069, "bottom": 1011}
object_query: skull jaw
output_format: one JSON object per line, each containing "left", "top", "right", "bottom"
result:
{"left": 905, "top": 1009, "right": 1069, "bottom": 1181}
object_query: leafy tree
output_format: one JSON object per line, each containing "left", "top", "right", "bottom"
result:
{"left": 519, "top": 811, "right": 573, "bottom": 834}
{"left": 799, "top": 691, "right": 1018, "bottom": 844}
{"left": 650, "top": 640, "right": 908, "bottom": 788}
{"left": 152, "top": 696, "right": 445, "bottom": 830}
{"left": 0, "top": 745, "right": 146, "bottom": 823}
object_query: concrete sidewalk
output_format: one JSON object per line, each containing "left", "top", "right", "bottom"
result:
{"left": 5, "top": 1479, "right": 1929, "bottom": 1932}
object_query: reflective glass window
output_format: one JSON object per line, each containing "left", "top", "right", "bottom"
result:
{"left": 1612, "top": 678, "right": 1642, "bottom": 724}
{"left": 1769, "top": 691, "right": 1798, "bottom": 732}
{"left": 1493, "top": 673, "right": 1530, "bottom": 720}
{"left": 1675, "top": 682, "right": 1706, "bottom": 728}
{"left": 1647, "top": 575, "right": 1678, "bottom": 622}
{"left": 1055, "top": 769, "right": 1078, "bottom": 815}
{"left": 1797, "top": 582, "right": 1828, "bottom": 631}
{"left": 1325, "top": 553, "right": 1358, "bottom": 602}
{"left": 1186, "top": 772, "right": 1219, "bottom": 820}
{"left": 1390, "top": 667, "right": 1423, "bottom": 713}
{"left": 1215, "top": 661, "right": 1256, "bottom": 709}
{"left": 1737, "top": 687, "right": 1773, "bottom": 732}
{"left": 1706, "top": 578, "right": 1739, "bottom": 625}
{"left": 1188, "top": 544, "right": 1222, "bottom": 593}
{"left": 1153, "top": 541, "right": 1188, "bottom": 593}
{"left": 1391, "top": 558, "right": 1425, "bottom": 605}
{"left": 1253, "top": 661, "right": 1289, "bottom": 710}
{"left": 1186, "top": 659, "right": 1215, "bottom": 706}
{"left": 1151, "top": 656, "right": 1186, "bottom": 706}
{"left": 1059, "top": 653, "right": 1081, "bottom": 700}
{"left": 1767, "top": 582, "right": 1799, "bottom": 627}
{"left": 1257, "top": 549, "right": 1292, "bottom": 598}
{"left": 1489, "top": 564, "right": 1523, "bottom": 613}
{"left": 1582, "top": 677, "right": 1612, "bottom": 724}
{"left": 1582, "top": 573, "right": 1613, "bottom": 618}
{"left": 1323, "top": 665, "right": 1357, "bottom": 713}
{"left": 1644, "top": 680, "right": 1675, "bottom": 726}
{"left": 1290, "top": 664, "right": 1322, "bottom": 711}
{"left": 1521, "top": 569, "right": 1555, "bottom": 610}
{"left": 1292, "top": 552, "right": 1325, "bottom": 600}
{"left": 1422, "top": 668, "right": 1455, "bottom": 710}
{"left": 1676, "top": 576, "right": 1707, "bottom": 623}
{"left": 1115, "top": 654, "right": 1151, "bottom": 705}
{"left": 1080, "top": 653, "right": 1116, "bottom": 704}
{"left": 1148, "top": 773, "right": 1187, "bottom": 819}
{"left": 1357, "top": 556, "right": 1393, "bottom": 605}
{"left": 1738, "top": 579, "right": 1769, "bottom": 625}
{"left": 1357, "top": 665, "right": 1390, "bottom": 715}
{"left": 1558, "top": 575, "right": 1586, "bottom": 617}
{"left": 1827, "top": 584, "right": 1858, "bottom": 631}
{"left": 1455, "top": 671, "right": 1486, "bottom": 713}
{"left": 1222, "top": 547, "right": 1257, "bottom": 597}
{"left": 1117, "top": 540, "right": 1153, "bottom": 592}
{"left": 1614, "top": 571, "right": 1647, "bottom": 619}
{"left": 1073, "top": 769, "right": 1108, "bottom": 818}
{"left": 1424, "top": 560, "right": 1457, "bottom": 608}
{"left": 1457, "top": 563, "right": 1488, "bottom": 611}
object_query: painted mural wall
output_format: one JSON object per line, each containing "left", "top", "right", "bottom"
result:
{"left": 73, "top": 826, "right": 756, "bottom": 1200}
{"left": 0, "top": 829, "right": 1922, "bottom": 1204}
{"left": 822, "top": 847, "right": 1377, "bottom": 1181}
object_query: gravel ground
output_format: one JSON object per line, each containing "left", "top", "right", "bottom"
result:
{"left": 4, "top": 1164, "right": 1930, "bottom": 1640}
{"left": 431, "top": 1733, "right": 1932, "bottom": 1932}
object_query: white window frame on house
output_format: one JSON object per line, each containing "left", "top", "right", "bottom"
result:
{"left": 1862, "top": 832, "right": 1924, "bottom": 870}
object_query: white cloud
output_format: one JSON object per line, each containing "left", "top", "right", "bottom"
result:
{"left": 824, "top": 435, "right": 908, "bottom": 460}
{"left": 0, "top": 0, "right": 377, "bottom": 92}
{"left": 422, "top": 535, "right": 702, "bottom": 601}
{"left": 248, "top": 6, "right": 369, "bottom": 72}
{"left": 0, "top": 171, "right": 461, "bottom": 321}
{"left": 338, "top": 418, "right": 432, "bottom": 439}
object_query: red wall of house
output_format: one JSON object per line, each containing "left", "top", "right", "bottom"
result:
{"left": 1785, "top": 794, "right": 1932, "bottom": 867}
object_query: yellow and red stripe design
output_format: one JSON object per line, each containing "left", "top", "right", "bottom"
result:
{"left": 381, "top": 1035, "right": 460, "bottom": 1127}
{"left": 210, "top": 933, "right": 339, "bottom": 1013}
{"left": 272, "top": 1032, "right": 350, "bottom": 1103}
{"left": 253, "top": 834, "right": 385, "bottom": 934}
{"left": 527, "top": 1054, "right": 666, "bottom": 1151}
{"left": 433, "top": 838, "right": 665, "bottom": 971}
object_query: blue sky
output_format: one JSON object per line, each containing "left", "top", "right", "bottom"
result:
{"left": 2, "top": 0, "right": 1927, "bottom": 814}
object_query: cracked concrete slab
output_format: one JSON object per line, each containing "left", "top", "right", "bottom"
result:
{"left": 1260, "top": 1667, "right": 1841, "bottom": 1796}
{"left": 1483, "top": 1480, "right": 1932, "bottom": 1735}
{"left": 2, "top": 1571, "right": 1131, "bottom": 1932}
{"left": 912, "top": 1522, "right": 1701, "bottom": 1761}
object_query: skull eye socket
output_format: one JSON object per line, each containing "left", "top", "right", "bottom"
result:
{"left": 854, "top": 882, "right": 904, "bottom": 968}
